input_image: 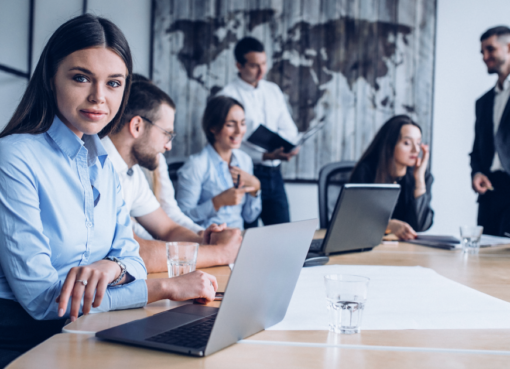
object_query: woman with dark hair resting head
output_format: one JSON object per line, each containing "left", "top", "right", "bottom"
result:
{"left": 0, "top": 14, "right": 217, "bottom": 366}
{"left": 177, "top": 96, "right": 262, "bottom": 229}
{"left": 349, "top": 115, "right": 434, "bottom": 240}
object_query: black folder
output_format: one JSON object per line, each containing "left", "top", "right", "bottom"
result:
{"left": 407, "top": 235, "right": 461, "bottom": 250}
{"left": 247, "top": 117, "right": 326, "bottom": 153}
{"left": 247, "top": 125, "right": 295, "bottom": 153}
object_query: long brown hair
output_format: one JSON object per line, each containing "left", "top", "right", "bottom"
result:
{"left": 0, "top": 14, "right": 133, "bottom": 139}
{"left": 351, "top": 115, "right": 422, "bottom": 183}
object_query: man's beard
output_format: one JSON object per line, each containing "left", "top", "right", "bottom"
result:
{"left": 132, "top": 139, "right": 159, "bottom": 171}
{"left": 487, "top": 58, "right": 505, "bottom": 74}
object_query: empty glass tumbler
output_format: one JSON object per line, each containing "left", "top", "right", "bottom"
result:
{"left": 324, "top": 274, "right": 370, "bottom": 334}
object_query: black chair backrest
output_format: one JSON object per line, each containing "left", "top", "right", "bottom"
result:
{"left": 167, "top": 161, "right": 185, "bottom": 194}
{"left": 318, "top": 161, "right": 356, "bottom": 229}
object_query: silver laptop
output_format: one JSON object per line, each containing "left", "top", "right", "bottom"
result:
{"left": 96, "top": 219, "right": 318, "bottom": 357}
{"left": 308, "top": 184, "right": 401, "bottom": 257}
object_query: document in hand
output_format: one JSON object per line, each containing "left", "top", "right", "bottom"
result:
{"left": 247, "top": 117, "right": 326, "bottom": 153}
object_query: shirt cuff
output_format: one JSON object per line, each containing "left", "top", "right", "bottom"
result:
{"left": 122, "top": 257, "right": 148, "bottom": 281}
{"left": 91, "top": 278, "right": 148, "bottom": 313}
{"left": 130, "top": 200, "right": 161, "bottom": 218}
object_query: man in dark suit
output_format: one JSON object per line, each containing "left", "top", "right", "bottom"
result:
{"left": 470, "top": 26, "right": 510, "bottom": 236}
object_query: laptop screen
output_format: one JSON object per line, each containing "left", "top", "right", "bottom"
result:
{"left": 322, "top": 184, "right": 401, "bottom": 255}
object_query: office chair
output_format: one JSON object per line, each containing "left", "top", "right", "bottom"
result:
{"left": 167, "top": 161, "right": 185, "bottom": 195}
{"left": 318, "top": 161, "right": 356, "bottom": 229}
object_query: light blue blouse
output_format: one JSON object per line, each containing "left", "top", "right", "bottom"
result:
{"left": 0, "top": 116, "right": 148, "bottom": 320}
{"left": 176, "top": 144, "right": 261, "bottom": 229}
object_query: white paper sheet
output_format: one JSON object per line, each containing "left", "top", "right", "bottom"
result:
{"left": 268, "top": 265, "right": 510, "bottom": 331}
{"left": 479, "top": 234, "right": 510, "bottom": 247}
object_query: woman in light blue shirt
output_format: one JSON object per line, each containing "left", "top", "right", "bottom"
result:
{"left": 0, "top": 15, "right": 217, "bottom": 365}
{"left": 177, "top": 96, "right": 262, "bottom": 229}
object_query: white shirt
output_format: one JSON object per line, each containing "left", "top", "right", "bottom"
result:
{"left": 101, "top": 137, "right": 160, "bottom": 218}
{"left": 491, "top": 76, "right": 510, "bottom": 172}
{"left": 219, "top": 75, "right": 298, "bottom": 167}
{"left": 141, "top": 153, "right": 204, "bottom": 234}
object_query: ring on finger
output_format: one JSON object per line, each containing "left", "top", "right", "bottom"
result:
{"left": 76, "top": 280, "right": 88, "bottom": 286}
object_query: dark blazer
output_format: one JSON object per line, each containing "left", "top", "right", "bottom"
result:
{"left": 470, "top": 87, "right": 510, "bottom": 177}
{"left": 349, "top": 162, "right": 434, "bottom": 232}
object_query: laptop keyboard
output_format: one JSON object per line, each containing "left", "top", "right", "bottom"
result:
{"left": 146, "top": 314, "right": 217, "bottom": 349}
{"left": 309, "top": 239, "right": 323, "bottom": 251}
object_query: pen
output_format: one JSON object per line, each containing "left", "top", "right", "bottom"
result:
{"left": 235, "top": 174, "right": 240, "bottom": 189}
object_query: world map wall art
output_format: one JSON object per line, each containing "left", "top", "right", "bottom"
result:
{"left": 152, "top": 0, "right": 436, "bottom": 181}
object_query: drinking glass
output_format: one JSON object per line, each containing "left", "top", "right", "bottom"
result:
{"left": 166, "top": 242, "right": 199, "bottom": 278}
{"left": 324, "top": 274, "right": 370, "bottom": 334}
{"left": 459, "top": 226, "right": 483, "bottom": 255}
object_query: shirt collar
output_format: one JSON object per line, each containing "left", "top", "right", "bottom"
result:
{"left": 235, "top": 74, "right": 261, "bottom": 91}
{"left": 46, "top": 116, "right": 107, "bottom": 167}
{"left": 101, "top": 136, "right": 129, "bottom": 174}
{"left": 205, "top": 144, "right": 240, "bottom": 167}
{"left": 83, "top": 134, "right": 108, "bottom": 167}
{"left": 495, "top": 76, "right": 510, "bottom": 94}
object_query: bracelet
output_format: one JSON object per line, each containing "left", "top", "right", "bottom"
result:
{"left": 104, "top": 256, "right": 127, "bottom": 286}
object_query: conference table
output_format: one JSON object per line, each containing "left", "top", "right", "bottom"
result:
{"left": 7, "top": 232, "right": 510, "bottom": 368}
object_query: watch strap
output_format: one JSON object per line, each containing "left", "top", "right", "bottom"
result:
{"left": 104, "top": 256, "right": 126, "bottom": 286}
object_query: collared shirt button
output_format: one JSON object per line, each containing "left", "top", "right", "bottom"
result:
{"left": 86, "top": 222, "right": 92, "bottom": 228}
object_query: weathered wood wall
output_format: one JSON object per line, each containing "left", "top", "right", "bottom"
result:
{"left": 153, "top": 0, "right": 436, "bottom": 181}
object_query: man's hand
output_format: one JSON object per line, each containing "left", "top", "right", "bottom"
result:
{"left": 387, "top": 219, "right": 417, "bottom": 241}
{"left": 56, "top": 259, "right": 122, "bottom": 322}
{"left": 262, "top": 146, "right": 300, "bottom": 161}
{"left": 202, "top": 223, "right": 227, "bottom": 244}
{"left": 212, "top": 184, "right": 256, "bottom": 211}
{"left": 146, "top": 271, "right": 217, "bottom": 304}
{"left": 209, "top": 228, "right": 242, "bottom": 265}
{"left": 472, "top": 173, "right": 493, "bottom": 194}
{"left": 229, "top": 166, "right": 260, "bottom": 196}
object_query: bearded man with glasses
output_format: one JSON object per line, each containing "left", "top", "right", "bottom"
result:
{"left": 102, "top": 77, "right": 242, "bottom": 273}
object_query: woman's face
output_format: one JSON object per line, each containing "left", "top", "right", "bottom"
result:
{"left": 52, "top": 47, "right": 127, "bottom": 138}
{"left": 393, "top": 124, "right": 422, "bottom": 168}
{"left": 213, "top": 105, "right": 246, "bottom": 151}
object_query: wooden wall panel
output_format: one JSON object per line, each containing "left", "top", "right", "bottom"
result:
{"left": 153, "top": 0, "right": 437, "bottom": 181}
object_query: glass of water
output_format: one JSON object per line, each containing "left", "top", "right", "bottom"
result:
{"left": 323, "top": 274, "right": 370, "bottom": 334}
{"left": 459, "top": 226, "right": 483, "bottom": 255}
{"left": 166, "top": 242, "right": 199, "bottom": 278}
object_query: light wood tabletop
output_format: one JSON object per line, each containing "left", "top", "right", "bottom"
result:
{"left": 7, "top": 234, "right": 510, "bottom": 368}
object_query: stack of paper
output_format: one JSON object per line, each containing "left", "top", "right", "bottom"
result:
{"left": 268, "top": 265, "right": 510, "bottom": 331}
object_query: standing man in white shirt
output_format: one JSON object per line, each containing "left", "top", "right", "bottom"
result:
{"left": 219, "top": 37, "right": 300, "bottom": 227}
{"left": 104, "top": 79, "right": 241, "bottom": 272}
{"left": 471, "top": 26, "right": 510, "bottom": 236}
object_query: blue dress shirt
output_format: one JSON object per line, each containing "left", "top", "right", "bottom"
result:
{"left": 176, "top": 144, "right": 262, "bottom": 229}
{"left": 0, "top": 116, "right": 148, "bottom": 320}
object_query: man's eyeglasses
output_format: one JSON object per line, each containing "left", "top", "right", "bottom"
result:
{"left": 140, "top": 116, "right": 176, "bottom": 143}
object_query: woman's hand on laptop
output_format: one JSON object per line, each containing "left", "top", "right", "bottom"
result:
{"left": 388, "top": 219, "right": 417, "bottom": 241}
{"left": 146, "top": 271, "right": 218, "bottom": 304}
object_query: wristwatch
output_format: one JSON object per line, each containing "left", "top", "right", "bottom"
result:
{"left": 104, "top": 256, "right": 127, "bottom": 286}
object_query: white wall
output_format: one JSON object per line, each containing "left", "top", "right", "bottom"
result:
{"left": 0, "top": 0, "right": 30, "bottom": 130}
